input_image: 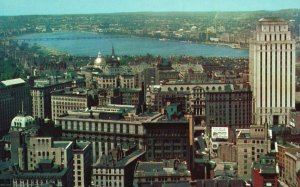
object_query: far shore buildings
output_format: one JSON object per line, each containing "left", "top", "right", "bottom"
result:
{"left": 0, "top": 78, "right": 31, "bottom": 137}
{"left": 249, "top": 18, "right": 296, "bottom": 126}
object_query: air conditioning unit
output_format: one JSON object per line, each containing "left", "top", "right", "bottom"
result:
{"left": 212, "top": 142, "right": 219, "bottom": 150}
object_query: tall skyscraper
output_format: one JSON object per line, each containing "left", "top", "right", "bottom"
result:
{"left": 0, "top": 78, "right": 32, "bottom": 137}
{"left": 249, "top": 18, "right": 296, "bottom": 126}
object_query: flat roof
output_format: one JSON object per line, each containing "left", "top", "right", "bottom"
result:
{"left": 14, "top": 168, "right": 68, "bottom": 178}
{"left": 1, "top": 78, "right": 26, "bottom": 87}
{"left": 93, "top": 149, "right": 145, "bottom": 168}
{"left": 258, "top": 17, "right": 286, "bottom": 22}
{"left": 53, "top": 141, "right": 73, "bottom": 149}
{"left": 135, "top": 160, "right": 190, "bottom": 177}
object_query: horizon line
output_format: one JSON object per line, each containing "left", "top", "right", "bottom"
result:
{"left": 1, "top": 8, "right": 299, "bottom": 17}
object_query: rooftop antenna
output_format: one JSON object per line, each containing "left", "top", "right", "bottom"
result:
{"left": 21, "top": 100, "right": 24, "bottom": 114}
{"left": 112, "top": 45, "right": 115, "bottom": 57}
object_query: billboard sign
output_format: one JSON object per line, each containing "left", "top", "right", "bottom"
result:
{"left": 211, "top": 127, "right": 228, "bottom": 139}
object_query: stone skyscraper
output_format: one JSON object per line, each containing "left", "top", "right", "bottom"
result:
{"left": 249, "top": 18, "right": 296, "bottom": 126}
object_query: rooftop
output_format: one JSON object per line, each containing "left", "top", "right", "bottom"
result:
{"left": 252, "top": 155, "right": 279, "bottom": 175}
{"left": 51, "top": 87, "right": 89, "bottom": 96}
{"left": 53, "top": 141, "right": 73, "bottom": 149}
{"left": 135, "top": 159, "right": 191, "bottom": 177}
{"left": 258, "top": 17, "right": 286, "bottom": 23}
{"left": 14, "top": 168, "right": 68, "bottom": 179}
{"left": 74, "top": 141, "right": 91, "bottom": 151}
{"left": 0, "top": 78, "right": 26, "bottom": 87}
{"left": 94, "top": 148, "right": 145, "bottom": 168}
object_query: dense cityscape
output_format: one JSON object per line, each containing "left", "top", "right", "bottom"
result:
{"left": 1, "top": 2, "right": 300, "bottom": 187}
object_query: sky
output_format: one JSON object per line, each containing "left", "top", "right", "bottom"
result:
{"left": 0, "top": 0, "right": 300, "bottom": 16}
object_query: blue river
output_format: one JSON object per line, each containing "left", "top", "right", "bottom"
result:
{"left": 16, "top": 32, "right": 249, "bottom": 57}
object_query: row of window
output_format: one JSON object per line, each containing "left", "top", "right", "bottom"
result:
{"left": 62, "top": 121, "right": 143, "bottom": 135}
{"left": 94, "top": 168, "right": 123, "bottom": 174}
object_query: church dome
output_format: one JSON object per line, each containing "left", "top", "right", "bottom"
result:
{"left": 94, "top": 51, "right": 106, "bottom": 68}
{"left": 10, "top": 113, "right": 34, "bottom": 131}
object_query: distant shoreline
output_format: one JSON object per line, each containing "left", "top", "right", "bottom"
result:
{"left": 12, "top": 31, "right": 249, "bottom": 58}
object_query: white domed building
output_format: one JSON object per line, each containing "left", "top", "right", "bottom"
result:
{"left": 10, "top": 113, "right": 35, "bottom": 132}
{"left": 91, "top": 51, "right": 106, "bottom": 70}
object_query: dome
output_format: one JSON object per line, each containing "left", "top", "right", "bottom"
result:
{"left": 94, "top": 51, "right": 106, "bottom": 68}
{"left": 10, "top": 113, "right": 34, "bottom": 131}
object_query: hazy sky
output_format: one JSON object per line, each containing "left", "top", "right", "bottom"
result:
{"left": 1, "top": 0, "right": 300, "bottom": 16}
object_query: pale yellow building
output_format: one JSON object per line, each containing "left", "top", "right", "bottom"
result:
{"left": 51, "top": 87, "right": 89, "bottom": 120}
{"left": 236, "top": 125, "right": 270, "bottom": 178}
{"left": 284, "top": 150, "right": 300, "bottom": 187}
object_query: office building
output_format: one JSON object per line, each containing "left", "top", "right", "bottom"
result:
{"left": 249, "top": 18, "right": 296, "bottom": 125}
{"left": 155, "top": 58, "right": 179, "bottom": 84}
{"left": 0, "top": 78, "right": 31, "bottom": 136}
{"left": 12, "top": 160, "right": 72, "bottom": 187}
{"left": 55, "top": 104, "right": 154, "bottom": 163}
{"left": 205, "top": 86, "right": 252, "bottom": 138}
{"left": 31, "top": 78, "right": 73, "bottom": 119}
{"left": 276, "top": 142, "right": 300, "bottom": 180}
{"left": 51, "top": 87, "right": 91, "bottom": 120}
{"left": 73, "top": 141, "right": 92, "bottom": 187}
{"left": 284, "top": 150, "right": 300, "bottom": 187}
{"left": 236, "top": 126, "right": 270, "bottom": 178}
{"left": 143, "top": 113, "right": 192, "bottom": 168}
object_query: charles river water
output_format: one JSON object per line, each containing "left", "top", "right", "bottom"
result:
{"left": 16, "top": 32, "right": 249, "bottom": 57}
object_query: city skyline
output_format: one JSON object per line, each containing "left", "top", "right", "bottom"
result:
{"left": 1, "top": 0, "right": 300, "bottom": 16}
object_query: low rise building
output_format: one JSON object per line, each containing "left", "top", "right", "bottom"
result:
{"left": 276, "top": 142, "right": 300, "bottom": 180}
{"left": 92, "top": 145, "right": 145, "bottom": 187}
{"left": 12, "top": 160, "right": 72, "bottom": 187}
{"left": 284, "top": 150, "right": 300, "bottom": 187}
{"left": 133, "top": 159, "right": 191, "bottom": 187}
{"left": 26, "top": 137, "right": 74, "bottom": 171}
{"left": 252, "top": 155, "right": 279, "bottom": 187}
